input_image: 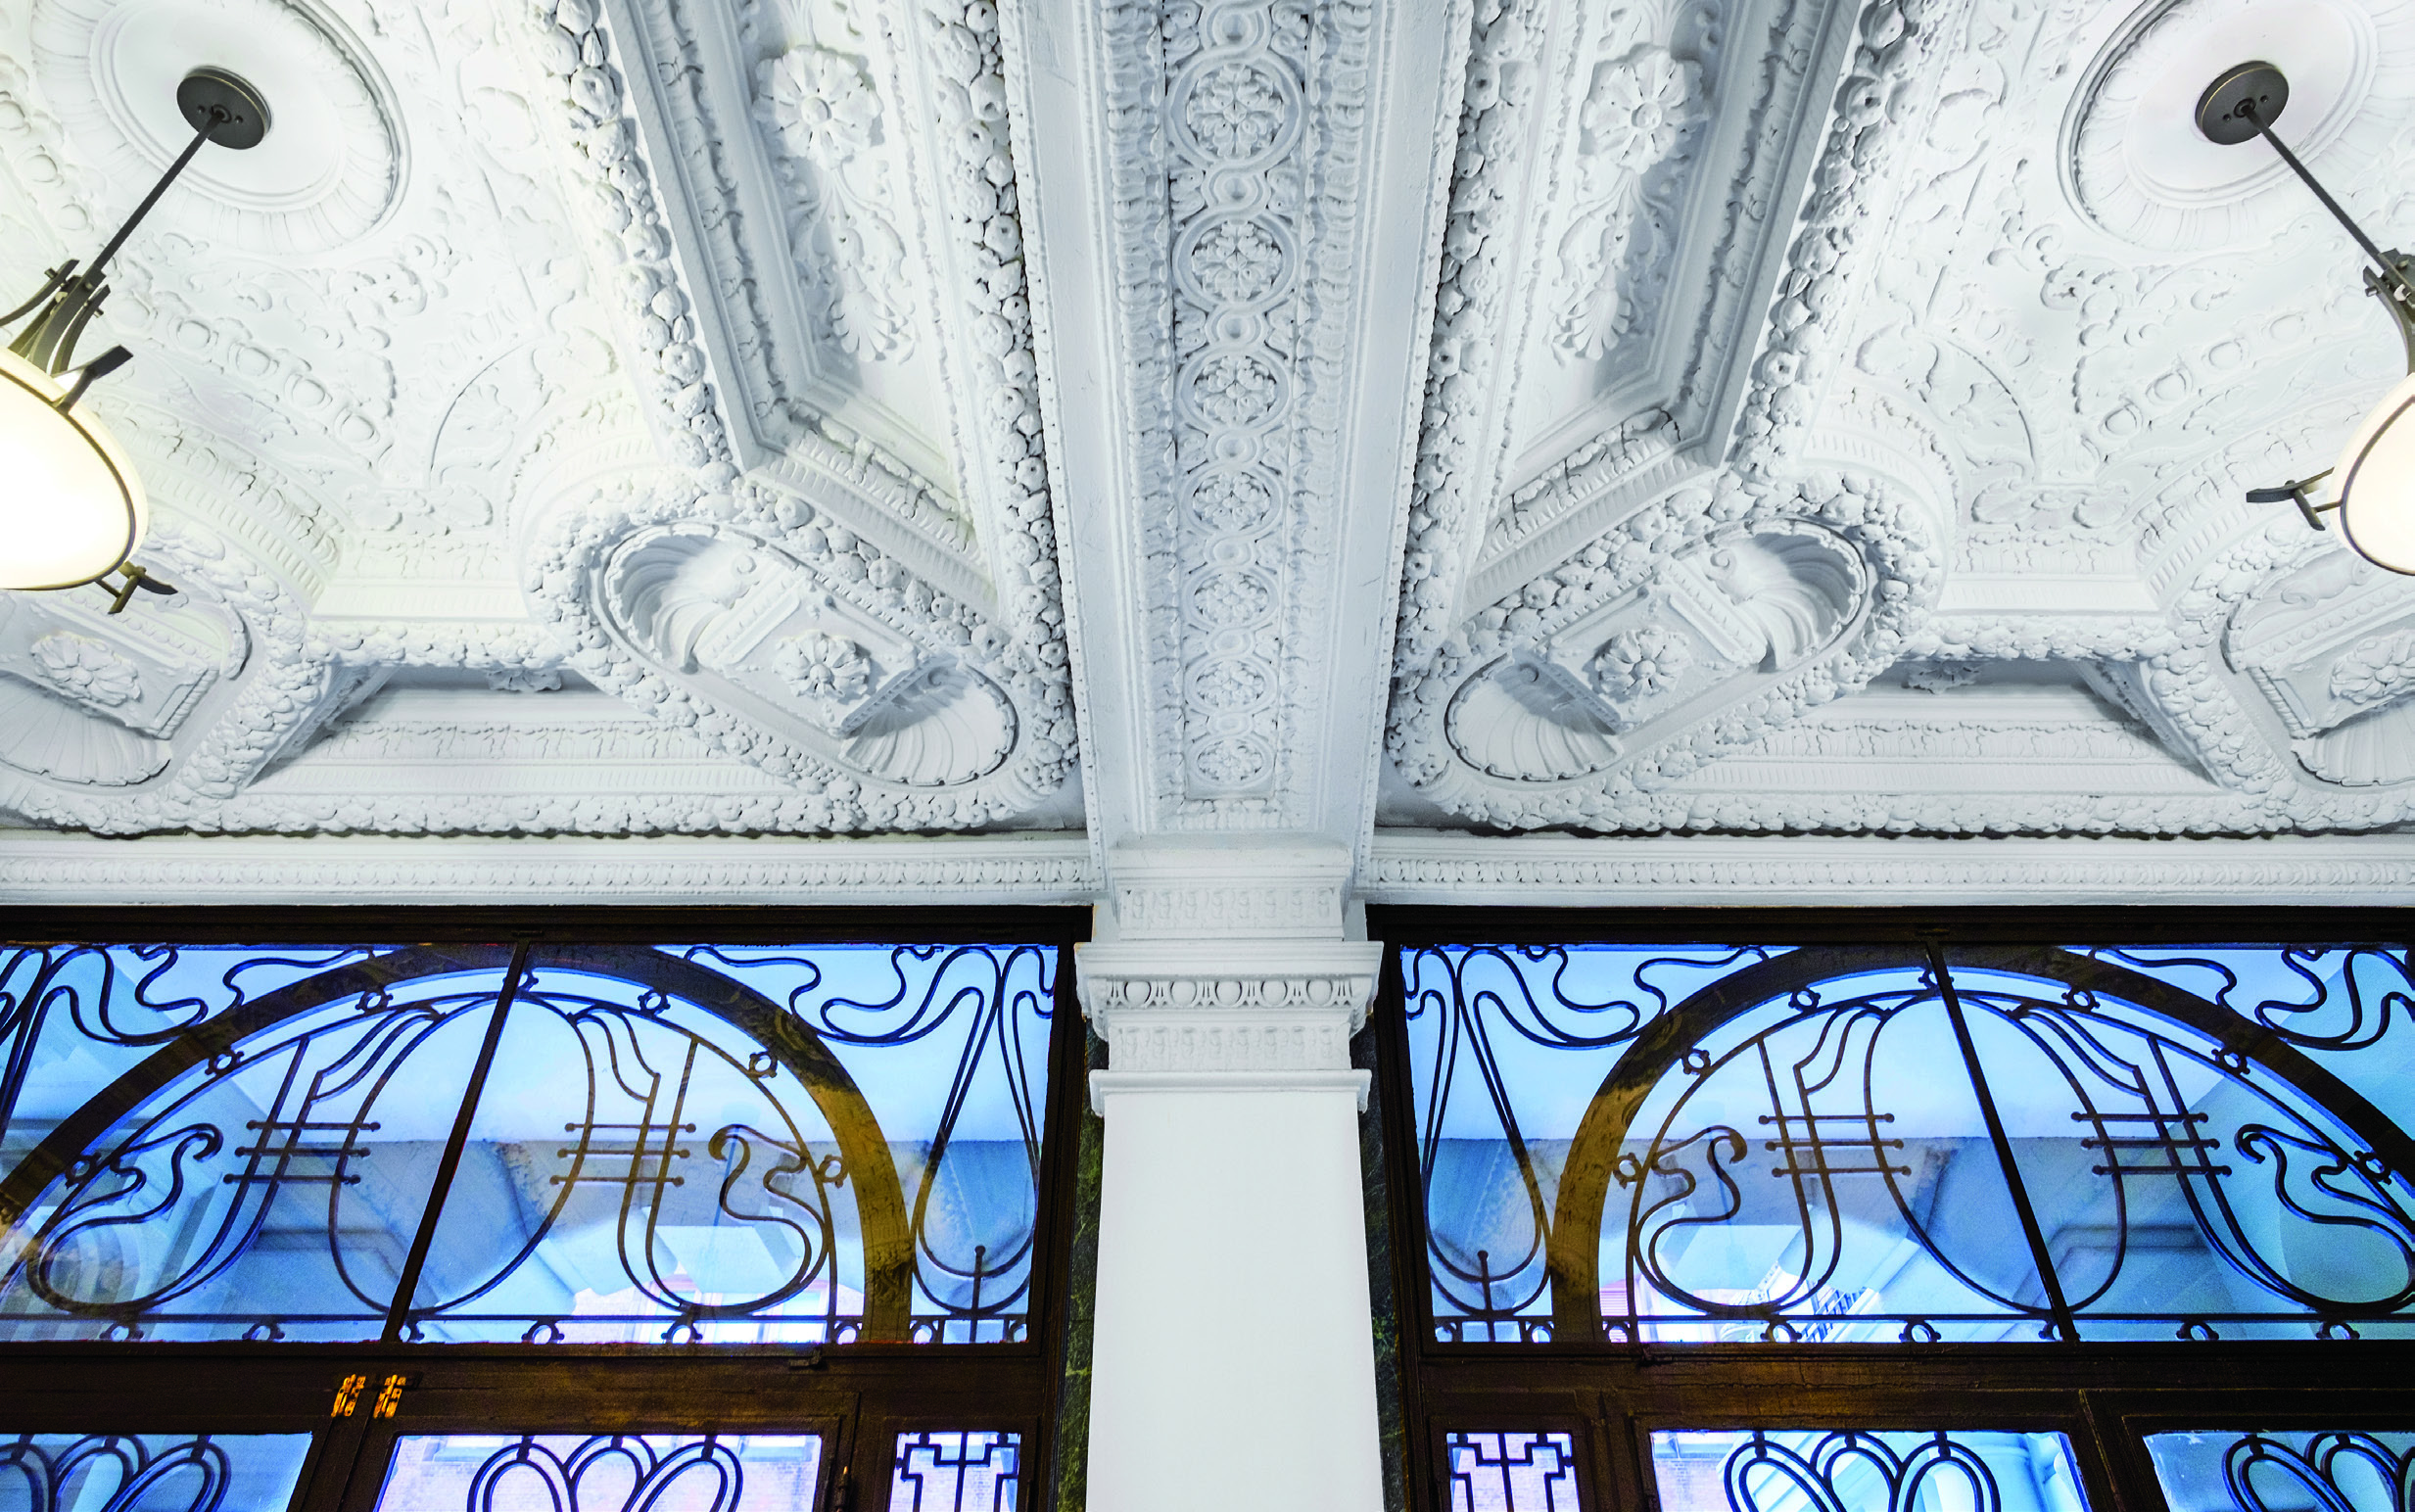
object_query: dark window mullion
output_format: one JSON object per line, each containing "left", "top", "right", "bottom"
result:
{"left": 379, "top": 939, "right": 534, "bottom": 1343}
{"left": 1928, "top": 941, "right": 2079, "bottom": 1342}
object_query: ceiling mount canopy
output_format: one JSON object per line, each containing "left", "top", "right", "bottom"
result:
{"left": 2207, "top": 60, "right": 2415, "bottom": 576}
{"left": 0, "top": 65, "right": 269, "bottom": 608}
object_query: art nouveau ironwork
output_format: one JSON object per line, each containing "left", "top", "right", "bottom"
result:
{"left": 0, "top": 1431, "right": 313, "bottom": 1512}
{"left": 1444, "top": 1432, "right": 1580, "bottom": 1512}
{"left": 2145, "top": 1430, "right": 2415, "bottom": 1512}
{"left": 889, "top": 1431, "right": 1019, "bottom": 1512}
{"left": 0, "top": 941, "right": 1057, "bottom": 1345}
{"left": 375, "top": 1432, "right": 828, "bottom": 1512}
{"left": 1648, "top": 1431, "right": 2085, "bottom": 1512}
{"left": 1400, "top": 942, "right": 2415, "bottom": 1344}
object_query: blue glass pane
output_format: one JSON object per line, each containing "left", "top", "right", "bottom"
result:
{"left": 1949, "top": 954, "right": 2415, "bottom": 1340}
{"left": 0, "top": 953, "right": 509, "bottom": 1341}
{"left": 2145, "top": 1432, "right": 2415, "bottom": 1512}
{"left": 890, "top": 1432, "right": 1018, "bottom": 1512}
{"left": 400, "top": 945, "right": 1055, "bottom": 1344}
{"left": 1446, "top": 1432, "right": 1579, "bottom": 1512}
{"left": 1401, "top": 945, "right": 1788, "bottom": 1342}
{"left": 1613, "top": 966, "right": 2051, "bottom": 1343}
{"left": 2072, "top": 948, "right": 2415, "bottom": 1122}
{"left": 0, "top": 1431, "right": 313, "bottom": 1512}
{"left": 377, "top": 1434, "right": 825, "bottom": 1512}
{"left": 0, "top": 946, "right": 382, "bottom": 1173}
{"left": 1651, "top": 1431, "right": 2087, "bottom": 1512}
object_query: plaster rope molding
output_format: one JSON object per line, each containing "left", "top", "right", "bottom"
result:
{"left": 610, "top": 0, "right": 995, "bottom": 601}
{"left": 0, "top": 832, "right": 1100, "bottom": 903}
{"left": 1388, "top": 467, "right": 1945, "bottom": 832}
{"left": 523, "top": 0, "right": 740, "bottom": 483}
{"left": 523, "top": 472, "right": 1076, "bottom": 832}
{"left": 1727, "top": 0, "right": 1963, "bottom": 481}
{"left": 600, "top": 0, "right": 1075, "bottom": 752}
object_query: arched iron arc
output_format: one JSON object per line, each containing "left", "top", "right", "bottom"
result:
{"left": 0, "top": 944, "right": 917, "bottom": 1341}
{"left": 1543, "top": 943, "right": 2415, "bottom": 1338}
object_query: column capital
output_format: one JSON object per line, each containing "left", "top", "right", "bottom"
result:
{"left": 1078, "top": 836, "right": 1379, "bottom": 1103}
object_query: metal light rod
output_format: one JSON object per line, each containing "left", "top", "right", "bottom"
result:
{"left": 4, "top": 67, "right": 268, "bottom": 376}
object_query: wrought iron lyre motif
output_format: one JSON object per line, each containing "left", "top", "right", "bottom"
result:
{"left": 1404, "top": 943, "right": 2415, "bottom": 1343}
{"left": 0, "top": 942, "right": 1055, "bottom": 1344}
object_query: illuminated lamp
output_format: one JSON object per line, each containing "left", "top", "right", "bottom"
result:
{"left": 0, "top": 67, "right": 268, "bottom": 608}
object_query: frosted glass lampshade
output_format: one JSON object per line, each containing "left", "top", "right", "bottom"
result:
{"left": 0, "top": 347, "right": 146, "bottom": 591}
{"left": 2336, "top": 370, "right": 2415, "bottom": 576}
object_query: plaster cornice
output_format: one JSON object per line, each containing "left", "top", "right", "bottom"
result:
{"left": 1361, "top": 830, "right": 2415, "bottom": 906}
{"left": 0, "top": 831, "right": 1097, "bottom": 905}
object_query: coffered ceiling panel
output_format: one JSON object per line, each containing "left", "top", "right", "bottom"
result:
{"left": 1, "top": 0, "right": 2411, "bottom": 864}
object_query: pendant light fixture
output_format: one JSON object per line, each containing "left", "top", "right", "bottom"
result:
{"left": 2202, "top": 62, "right": 2415, "bottom": 574}
{"left": 0, "top": 67, "right": 269, "bottom": 609}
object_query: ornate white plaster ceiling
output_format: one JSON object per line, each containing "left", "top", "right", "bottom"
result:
{"left": 0, "top": 0, "right": 2410, "bottom": 878}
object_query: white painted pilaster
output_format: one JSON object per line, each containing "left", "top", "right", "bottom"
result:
{"left": 1077, "top": 838, "right": 1386, "bottom": 1512}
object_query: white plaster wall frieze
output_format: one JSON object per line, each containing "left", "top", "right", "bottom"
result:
{"left": 1103, "top": 835, "right": 1353, "bottom": 939}
{"left": 527, "top": 0, "right": 740, "bottom": 483}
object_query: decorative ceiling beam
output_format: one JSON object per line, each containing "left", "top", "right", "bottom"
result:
{"left": 1005, "top": 0, "right": 1469, "bottom": 886}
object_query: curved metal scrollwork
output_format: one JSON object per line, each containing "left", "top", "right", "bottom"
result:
{"left": 1402, "top": 945, "right": 1779, "bottom": 1342}
{"left": 0, "top": 942, "right": 1056, "bottom": 1345}
{"left": 1721, "top": 1432, "right": 2002, "bottom": 1512}
{"left": 2084, "top": 948, "right": 2415, "bottom": 1054}
{"left": 0, "top": 1433, "right": 240, "bottom": 1512}
{"left": 1553, "top": 946, "right": 2415, "bottom": 1339}
{"left": 1406, "top": 939, "right": 2415, "bottom": 1343}
{"left": 2219, "top": 1433, "right": 2415, "bottom": 1512}
{"left": 465, "top": 1435, "right": 751, "bottom": 1512}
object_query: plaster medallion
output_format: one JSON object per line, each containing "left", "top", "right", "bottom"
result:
{"left": 2060, "top": 0, "right": 2415, "bottom": 250}
{"left": 31, "top": 0, "right": 404, "bottom": 256}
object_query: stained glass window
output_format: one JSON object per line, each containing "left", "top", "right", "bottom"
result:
{"left": 1400, "top": 941, "right": 2415, "bottom": 1343}
{"left": 0, "top": 942, "right": 1059, "bottom": 1344}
